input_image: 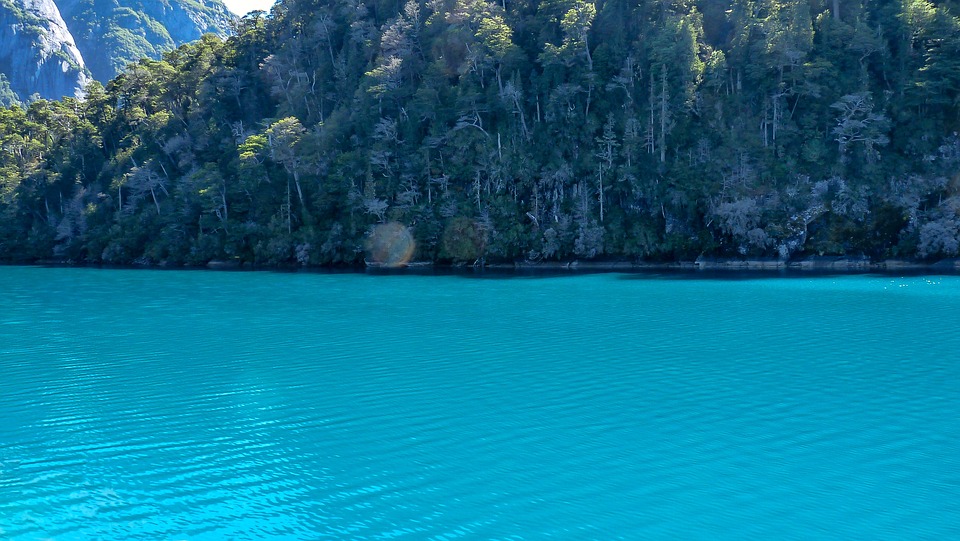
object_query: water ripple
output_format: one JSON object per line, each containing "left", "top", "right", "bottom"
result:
{"left": 2, "top": 269, "right": 960, "bottom": 538}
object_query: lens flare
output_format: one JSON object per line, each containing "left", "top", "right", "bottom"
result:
{"left": 365, "top": 222, "right": 416, "bottom": 268}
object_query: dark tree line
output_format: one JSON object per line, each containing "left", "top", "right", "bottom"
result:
{"left": 2, "top": 0, "right": 960, "bottom": 266}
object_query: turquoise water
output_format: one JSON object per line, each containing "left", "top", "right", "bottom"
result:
{"left": 1, "top": 267, "right": 959, "bottom": 539}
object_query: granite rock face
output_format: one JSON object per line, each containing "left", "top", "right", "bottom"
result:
{"left": 0, "top": 0, "right": 90, "bottom": 101}
{"left": 56, "top": 0, "right": 234, "bottom": 82}
{"left": 0, "top": 0, "right": 233, "bottom": 102}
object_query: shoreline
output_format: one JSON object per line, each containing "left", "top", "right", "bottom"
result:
{"left": 4, "top": 255, "right": 960, "bottom": 275}
{"left": 486, "top": 257, "right": 960, "bottom": 274}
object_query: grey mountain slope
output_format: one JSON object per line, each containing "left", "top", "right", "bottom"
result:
{"left": 0, "top": 0, "right": 234, "bottom": 102}
{"left": 0, "top": 0, "right": 90, "bottom": 101}
{"left": 56, "top": 0, "right": 235, "bottom": 82}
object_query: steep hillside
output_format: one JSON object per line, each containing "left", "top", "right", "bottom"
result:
{"left": 2, "top": 1, "right": 960, "bottom": 267}
{"left": 57, "top": 0, "right": 235, "bottom": 82}
{"left": 0, "top": 0, "right": 233, "bottom": 101}
{"left": 0, "top": 0, "right": 90, "bottom": 101}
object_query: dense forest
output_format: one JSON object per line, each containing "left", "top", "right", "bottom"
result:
{"left": 1, "top": 0, "right": 959, "bottom": 267}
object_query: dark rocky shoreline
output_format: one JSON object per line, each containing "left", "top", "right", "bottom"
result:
{"left": 8, "top": 256, "right": 960, "bottom": 274}
{"left": 491, "top": 256, "right": 960, "bottom": 273}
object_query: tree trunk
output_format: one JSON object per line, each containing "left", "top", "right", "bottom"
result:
{"left": 584, "top": 36, "right": 593, "bottom": 73}
{"left": 293, "top": 170, "right": 305, "bottom": 206}
{"left": 150, "top": 186, "right": 160, "bottom": 215}
{"left": 648, "top": 74, "right": 655, "bottom": 155}
{"left": 221, "top": 183, "right": 229, "bottom": 226}
{"left": 659, "top": 66, "right": 667, "bottom": 164}
{"left": 512, "top": 93, "right": 530, "bottom": 141}
{"left": 598, "top": 164, "right": 604, "bottom": 223}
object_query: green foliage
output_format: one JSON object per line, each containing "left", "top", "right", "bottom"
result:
{"left": 0, "top": 74, "right": 20, "bottom": 107}
{"left": 441, "top": 216, "right": 487, "bottom": 262}
{"left": 1, "top": 1, "right": 960, "bottom": 266}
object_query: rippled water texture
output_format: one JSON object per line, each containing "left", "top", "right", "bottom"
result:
{"left": 1, "top": 267, "right": 959, "bottom": 539}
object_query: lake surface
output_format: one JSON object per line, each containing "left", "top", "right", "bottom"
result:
{"left": 1, "top": 266, "right": 959, "bottom": 539}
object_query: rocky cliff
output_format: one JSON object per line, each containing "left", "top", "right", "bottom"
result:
{"left": 57, "top": 0, "right": 234, "bottom": 82}
{"left": 0, "top": 0, "right": 233, "bottom": 102}
{"left": 0, "top": 0, "right": 90, "bottom": 101}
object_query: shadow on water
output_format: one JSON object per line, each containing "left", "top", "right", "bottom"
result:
{"left": 360, "top": 264, "right": 960, "bottom": 282}
{"left": 10, "top": 261, "right": 959, "bottom": 281}
{"left": 353, "top": 265, "right": 960, "bottom": 282}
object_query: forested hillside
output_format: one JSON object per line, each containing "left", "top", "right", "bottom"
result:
{"left": 1, "top": 0, "right": 959, "bottom": 267}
